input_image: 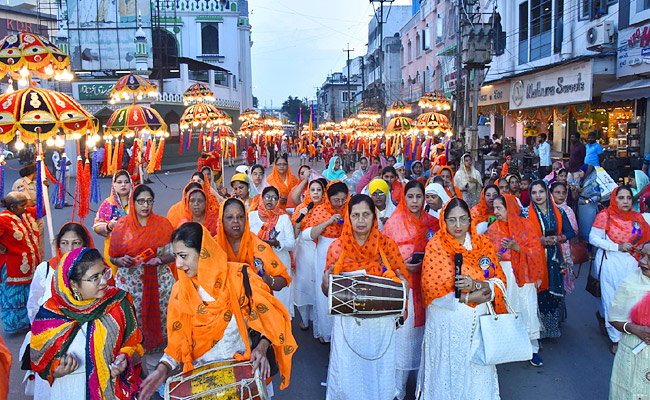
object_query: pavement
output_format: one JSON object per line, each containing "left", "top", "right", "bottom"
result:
{"left": 1, "top": 154, "right": 613, "bottom": 399}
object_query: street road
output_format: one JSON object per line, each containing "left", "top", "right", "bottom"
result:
{"left": 1, "top": 154, "right": 613, "bottom": 399}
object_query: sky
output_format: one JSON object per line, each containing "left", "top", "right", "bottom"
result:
{"left": 249, "top": 0, "right": 411, "bottom": 109}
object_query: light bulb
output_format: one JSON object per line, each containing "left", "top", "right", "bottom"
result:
{"left": 19, "top": 66, "right": 29, "bottom": 78}
{"left": 15, "top": 139, "right": 24, "bottom": 151}
{"left": 17, "top": 78, "right": 27, "bottom": 87}
{"left": 46, "top": 137, "right": 55, "bottom": 147}
{"left": 44, "top": 65, "right": 54, "bottom": 76}
{"left": 55, "top": 135, "right": 65, "bottom": 147}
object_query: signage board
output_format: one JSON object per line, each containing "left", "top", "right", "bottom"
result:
{"left": 616, "top": 23, "right": 650, "bottom": 78}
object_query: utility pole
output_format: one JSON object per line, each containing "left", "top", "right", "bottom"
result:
{"left": 370, "top": 0, "right": 394, "bottom": 120}
{"left": 343, "top": 43, "right": 355, "bottom": 118}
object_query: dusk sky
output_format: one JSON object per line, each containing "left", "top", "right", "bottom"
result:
{"left": 249, "top": 0, "right": 411, "bottom": 109}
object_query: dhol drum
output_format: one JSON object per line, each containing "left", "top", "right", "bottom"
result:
{"left": 328, "top": 273, "right": 406, "bottom": 318}
{"left": 165, "top": 360, "right": 267, "bottom": 400}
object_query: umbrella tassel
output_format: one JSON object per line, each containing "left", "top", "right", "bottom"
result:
{"left": 55, "top": 155, "right": 67, "bottom": 208}
{"left": 111, "top": 138, "right": 120, "bottom": 174}
{"left": 208, "top": 127, "right": 215, "bottom": 152}
{"left": 80, "top": 160, "right": 91, "bottom": 219}
{"left": 179, "top": 131, "right": 184, "bottom": 155}
{"left": 147, "top": 137, "right": 157, "bottom": 174}
{"left": 90, "top": 150, "right": 102, "bottom": 204}
{"left": 155, "top": 138, "right": 165, "bottom": 171}
{"left": 116, "top": 139, "right": 124, "bottom": 171}
{"left": 0, "top": 154, "right": 4, "bottom": 200}
{"left": 185, "top": 129, "right": 192, "bottom": 151}
{"left": 127, "top": 138, "right": 139, "bottom": 175}
{"left": 102, "top": 140, "right": 109, "bottom": 176}
{"left": 36, "top": 157, "right": 44, "bottom": 219}
{"left": 198, "top": 127, "right": 204, "bottom": 152}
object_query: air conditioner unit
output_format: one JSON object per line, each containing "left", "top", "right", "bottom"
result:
{"left": 586, "top": 21, "right": 614, "bottom": 49}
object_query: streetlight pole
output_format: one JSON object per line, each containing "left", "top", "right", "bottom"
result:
{"left": 343, "top": 43, "right": 355, "bottom": 117}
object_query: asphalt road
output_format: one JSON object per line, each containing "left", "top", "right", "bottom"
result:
{"left": 1, "top": 154, "right": 613, "bottom": 399}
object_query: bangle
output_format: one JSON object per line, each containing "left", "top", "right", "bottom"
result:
{"left": 463, "top": 292, "right": 470, "bottom": 303}
{"left": 269, "top": 275, "right": 276, "bottom": 288}
{"left": 106, "top": 222, "right": 113, "bottom": 232}
{"left": 623, "top": 321, "right": 632, "bottom": 334}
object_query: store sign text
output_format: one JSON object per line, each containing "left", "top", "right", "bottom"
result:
{"left": 617, "top": 24, "right": 650, "bottom": 78}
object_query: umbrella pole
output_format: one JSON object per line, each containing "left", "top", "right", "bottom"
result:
{"left": 137, "top": 131, "right": 144, "bottom": 185}
{"left": 37, "top": 157, "right": 56, "bottom": 256}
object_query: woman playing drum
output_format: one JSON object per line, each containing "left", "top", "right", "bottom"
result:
{"left": 321, "top": 194, "right": 406, "bottom": 400}
{"left": 139, "top": 222, "right": 297, "bottom": 400}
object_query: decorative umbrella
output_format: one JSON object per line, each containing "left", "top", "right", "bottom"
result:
{"left": 385, "top": 116, "right": 413, "bottom": 135}
{"left": 180, "top": 102, "right": 231, "bottom": 129}
{"left": 183, "top": 82, "right": 215, "bottom": 104}
{"left": 104, "top": 104, "right": 167, "bottom": 136}
{"left": 0, "top": 87, "right": 97, "bottom": 143}
{"left": 386, "top": 99, "right": 412, "bottom": 116}
{"left": 0, "top": 33, "right": 72, "bottom": 80}
{"left": 419, "top": 90, "right": 451, "bottom": 111}
{"left": 239, "top": 108, "right": 260, "bottom": 121}
{"left": 414, "top": 112, "right": 452, "bottom": 135}
{"left": 356, "top": 106, "right": 381, "bottom": 120}
{"left": 110, "top": 73, "right": 157, "bottom": 103}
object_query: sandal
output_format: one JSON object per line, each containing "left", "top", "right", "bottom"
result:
{"left": 299, "top": 321, "right": 309, "bottom": 331}
{"left": 318, "top": 337, "right": 326, "bottom": 345}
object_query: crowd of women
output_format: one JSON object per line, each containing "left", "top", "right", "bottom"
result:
{"left": 0, "top": 150, "right": 649, "bottom": 400}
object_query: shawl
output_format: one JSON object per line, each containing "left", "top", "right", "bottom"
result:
{"left": 421, "top": 201, "right": 507, "bottom": 313}
{"left": 49, "top": 222, "right": 95, "bottom": 271}
{"left": 108, "top": 187, "right": 174, "bottom": 351}
{"left": 165, "top": 226, "right": 296, "bottom": 389}
{"left": 93, "top": 171, "right": 132, "bottom": 228}
{"left": 303, "top": 180, "right": 349, "bottom": 239}
{"left": 356, "top": 164, "right": 380, "bottom": 194}
{"left": 609, "top": 268, "right": 650, "bottom": 326}
{"left": 179, "top": 187, "right": 219, "bottom": 236}
{"left": 592, "top": 186, "right": 650, "bottom": 250}
{"left": 486, "top": 195, "right": 546, "bottom": 287}
{"left": 325, "top": 211, "right": 402, "bottom": 283}
{"left": 322, "top": 156, "right": 346, "bottom": 181}
{"left": 579, "top": 164, "right": 600, "bottom": 200}
{"left": 471, "top": 186, "right": 496, "bottom": 225}
{"left": 257, "top": 194, "right": 288, "bottom": 241}
{"left": 437, "top": 166, "right": 462, "bottom": 199}
{"left": 633, "top": 170, "right": 650, "bottom": 212}
{"left": 454, "top": 154, "right": 483, "bottom": 208}
{"left": 31, "top": 248, "right": 143, "bottom": 399}
{"left": 266, "top": 163, "right": 299, "bottom": 204}
{"left": 410, "top": 161, "right": 424, "bottom": 180}
{"left": 215, "top": 198, "right": 291, "bottom": 284}
{"left": 290, "top": 179, "right": 324, "bottom": 226}
{"left": 382, "top": 197, "right": 439, "bottom": 326}
{"left": 0, "top": 207, "right": 40, "bottom": 285}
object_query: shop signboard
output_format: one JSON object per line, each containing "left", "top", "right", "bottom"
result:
{"left": 76, "top": 82, "right": 116, "bottom": 100}
{"left": 616, "top": 23, "right": 650, "bottom": 78}
{"left": 509, "top": 61, "right": 593, "bottom": 110}
{"left": 477, "top": 81, "right": 510, "bottom": 106}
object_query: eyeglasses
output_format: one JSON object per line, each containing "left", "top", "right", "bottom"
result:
{"left": 263, "top": 194, "right": 279, "bottom": 201}
{"left": 330, "top": 197, "right": 347, "bottom": 205}
{"left": 371, "top": 192, "right": 386, "bottom": 198}
{"left": 445, "top": 216, "right": 471, "bottom": 226}
{"left": 82, "top": 267, "right": 112, "bottom": 286}
{"left": 135, "top": 198, "right": 154, "bottom": 206}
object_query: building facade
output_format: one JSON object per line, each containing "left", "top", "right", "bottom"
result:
{"left": 316, "top": 72, "right": 363, "bottom": 123}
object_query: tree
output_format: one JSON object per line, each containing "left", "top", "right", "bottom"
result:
{"left": 281, "top": 96, "right": 310, "bottom": 124}
{"left": 252, "top": 96, "right": 259, "bottom": 108}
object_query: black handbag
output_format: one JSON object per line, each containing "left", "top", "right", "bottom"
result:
{"left": 585, "top": 252, "right": 604, "bottom": 298}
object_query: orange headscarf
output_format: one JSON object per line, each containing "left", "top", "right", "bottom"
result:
{"left": 303, "top": 180, "right": 349, "bottom": 239}
{"left": 471, "top": 185, "right": 497, "bottom": 224}
{"left": 257, "top": 188, "right": 288, "bottom": 241}
{"left": 266, "top": 160, "right": 299, "bottom": 208}
{"left": 165, "top": 225, "right": 297, "bottom": 389}
{"left": 486, "top": 194, "right": 546, "bottom": 287}
{"left": 167, "top": 182, "right": 204, "bottom": 228}
{"left": 291, "top": 179, "right": 326, "bottom": 226}
{"left": 421, "top": 200, "right": 507, "bottom": 313}
{"left": 325, "top": 203, "right": 402, "bottom": 283}
{"left": 48, "top": 222, "right": 95, "bottom": 270}
{"left": 437, "top": 166, "right": 462, "bottom": 199}
{"left": 215, "top": 198, "right": 291, "bottom": 284}
{"left": 179, "top": 186, "right": 219, "bottom": 236}
{"left": 0, "top": 335, "right": 9, "bottom": 400}
{"left": 382, "top": 187, "right": 439, "bottom": 326}
{"left": 527, "top": 181, "right": 563, "bottom": 239}
{"left": 593, "top": 186, "right": 650, "bottom": 250}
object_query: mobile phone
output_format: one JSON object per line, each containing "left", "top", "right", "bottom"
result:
{"left": 410, "top": 252, "right": 425, "bottom": 264}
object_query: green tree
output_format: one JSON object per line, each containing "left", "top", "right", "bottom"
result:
{"left": 281, "top": 96, "right": 310, "bottom": 124}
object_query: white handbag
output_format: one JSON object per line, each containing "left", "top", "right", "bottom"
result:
{"left": 470, "top": 279, "right": 533, "bottom": 366}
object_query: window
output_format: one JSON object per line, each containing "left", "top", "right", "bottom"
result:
{"left": 530, "top": 0, "right": 552, "bottom": 61}
{"left": 408, "top": 39, "right": 413, "bottom": 62}
{"left": 554, "top": 0, "right": 563, "bottom": 54}
{"left": 638, "top": 0, "right": 650, "bottom": 11}
{"left": 518, "top": 2, "right": 528, "bottom": 65}
{"left": 423, "top": 25, "right": 431, "bottom": 50}
{"left": 341, "top": 91, "right": 352, "bottom": 102}
{"left": 436, "top": 14, "right": 444, "bottom": 43}
{"left": 416, "top": 33, "right": 422, "bottom": 56}
{"left": 580, "top": 0, "right": 609, "bottom": 21}
{"left": 201, "top": 24, "right": 219, "bottom": 54}
{"left": 400, "top": 45, "right": 404, "bottom": 66}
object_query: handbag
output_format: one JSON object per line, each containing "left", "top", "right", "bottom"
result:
{"left": 570, "top": 241, "right": 589, "bottom": 265}
{"left": 585, "top": 251, "right": 604, "bottom": 298}
{"left": 470, "top": 279, "right": 533, "bottom": 366}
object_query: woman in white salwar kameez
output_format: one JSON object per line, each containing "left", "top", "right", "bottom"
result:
{"left": 589, "top": 186, "right": 650, "bottom": 354}
{"left": 419, "top": 198, "right": 508, "bottom": 400}
{"left": 303, "top": 180, "right": 350, "bottom": 343}
{"left": 321, "top": 194, "right": 407, "bottom": 400}
{"left": 292, "top": 178, "right": 327, "bottom": 330}
{"left": 248, "top": 186, "right": 296, "bottom": 317}
{"left": 454, "top": 153, "right": 484, "bottom": 208}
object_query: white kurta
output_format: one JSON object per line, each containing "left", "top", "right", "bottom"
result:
{"left": 50, "top": 324, "right": 88, "bottom": 400}
{"left": 293, "top": 229, "right": 317, "bottom": 323}
{"left": 326, "top": 314, "right": 397, "bottom": 400}
{"left": 589, "top": 227, "right": 639, "bottom": 343}
{"left": 394, "top": 289, "right": 424, "bottom": 400}
{"left": 248, "top": 212, "right": 296, "bottom": 317}
{"left": 310, "top": 229, "right": 336, "bottom": 342}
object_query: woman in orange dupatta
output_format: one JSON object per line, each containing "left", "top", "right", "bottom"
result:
{"left": 471, "top": 184, "right": 500, "bottom": 234}
{"left": 109, "top": 185, "right": 176, "bottom": 353}
{"left": 291, "top": 178, "right": 327, "bottom": 330}
{"left": 139, "top": 223, "right": 297, "bottom": 400}
{"left": 266, "top": 154, "right": 298, "bottom": 209}
{"left": 0, "top": 335, "right": 9, "bottom": 400}
{"left": 589, "top": 185, "right": 650, "bottom": 353}
{"left": 382, "top": 180, "right": 438, "bottom": 400}
{"left": 487, "top": 194, "right": 546, "bottom": 364}
{"left": 215, "top": 198, "right": 291, "bottom": 292}
{"left": 420, "top": 198, "right": 507, "bottom": 400}
{"left": 177, "top": 185, "right": 219, "bottom": 235}
{"left": 437, "top": 166, "right": 462, "bottom": 199}
{"left": 166, "top": 181, "right": 203, "bottom": 228}
{"left": 302, "top": 180, "right": 349, "bottom": 343}
{"left": 320, "top": 194, "right": 404, "bottom": 400}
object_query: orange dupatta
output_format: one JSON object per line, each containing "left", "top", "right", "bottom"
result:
{"left": 471, "top": 186, "right": 495, "bottom": 224}
{"left": 266, "top": 163, "right": 299, "bottom": 209}
{"left": 257, "top": 194, "right": 288, "bottom": 240}
{"left": 382, "top": 198, "right": 439, "bottom": 326}
{"left": 179, "top": 186, "right": 219, "bottom": 236}
{"left": 421, "top": 201, "right": 507, "bottom": 313}
{"left": 593, "top": 186, "right": 650, "bottom": 250}
{"left": 438, "top": 166, "right": 462, "bottom": 199}
{"left": 290, "top": 179, "right": 324, "bottom": 226}
{"left": 302, "top": 180, "right": 349, "bottom": 239}
{"left": 486, "top": 194, "right": 546, "bottom": 287}
{"left": 215, "top": 199, "right": 291, "bottom": 284}
{"left": 165, "top": 225, "right": 296, "bottom": 389}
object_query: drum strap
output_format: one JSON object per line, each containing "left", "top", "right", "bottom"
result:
{"left": 242, "top": 264, "right": 253, "bottom": 314}
{"left": 378, "top": 247, "right": 392, "bottom": 274}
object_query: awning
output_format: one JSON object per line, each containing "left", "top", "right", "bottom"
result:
{"left": 436, "top": 43, "right": 456, "bottom": 57}
{"left": 601, "top": 79, "right": 650, "bottom": 102}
